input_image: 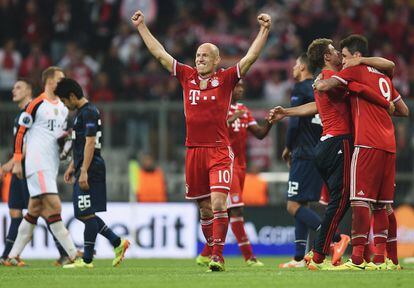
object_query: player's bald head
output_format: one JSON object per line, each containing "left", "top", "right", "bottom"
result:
{"left": 197, "top": 43, "right": 220, "bottom": 59}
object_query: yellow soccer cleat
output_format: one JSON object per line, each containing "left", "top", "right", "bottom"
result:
{"left": 330, "top": 259, "right": 366, "bottom": 271}
{"left": 365, "top": 261, "right": 387, "bottom": 271}
{"left": 308, "top": 259, "right": 333, "bottom": 271}
{"left": 246, "top": 257, "right": 264, "bottom": 267}
{"left": 63, "top": 258, "right": 93, "bottom": 269}
{"left": 196, "top": 255, "right": 211, "bottom": 267}
{"left": 386, "top": 258, "right": 402, "bottom": 270}
{"left": 112, "top": 239, "right": 130, "bottom": 267}
{"left": 208, "top": 255, "right": 225, "bottom": 272}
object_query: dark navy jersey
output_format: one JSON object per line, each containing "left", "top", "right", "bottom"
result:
{"left": 14, "top": 108, "right": 27, "bottom": 176}
{"left": 285, "top": 79, "right": 322, "bottom": 159}
{"left": 72, "top": 102, "right": 105, "bottom": 181}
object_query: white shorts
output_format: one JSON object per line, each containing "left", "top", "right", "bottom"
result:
{"left": 27, "top": 170, "right": 58, "bottom": 197}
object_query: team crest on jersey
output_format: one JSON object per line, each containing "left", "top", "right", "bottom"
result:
{"left": 211, "top": 79, "right": 219, "bottom": 87}
{"left": 54, "top": 108, "right": 59, "bottom": 116}
{"left": 232, "top": 195, "right": 239, "bottom": 202}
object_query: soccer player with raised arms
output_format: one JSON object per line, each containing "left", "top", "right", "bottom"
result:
{"left": 55, "top": 78, "right": 130, "bottom": 268}
{"left": 131, "top": 10, "right": 271, "bottom": 271}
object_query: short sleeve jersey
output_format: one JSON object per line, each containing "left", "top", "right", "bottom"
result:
{"left": 72, "top": 102, "right": 105, "bottom": 181}
{"left": 315, "top": 69, "right": 353, "bottom": 137}
{"left": 172, "top": 60, "right": 241, "bottom": 147}
{"left": 332, "top": 65, "right": 401, "bottom": 153}
{"left": 14, "top": 93, "right": 69, "bottom": 176}
{"left": 228, "top": 103, "right": 257, "bottom": 167}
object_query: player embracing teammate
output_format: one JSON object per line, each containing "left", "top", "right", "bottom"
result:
{"left": 131, "top": 9, "right": 271, "bottom": 271}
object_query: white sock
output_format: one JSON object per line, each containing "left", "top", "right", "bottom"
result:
{"left": 8, "top": 218, "right": 35, "bottom": 258}
{"left": 49, "top": 221, "right": 77, "bottom": 260}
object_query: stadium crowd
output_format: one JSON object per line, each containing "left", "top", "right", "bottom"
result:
{"left": 0, "top": 0, "right": 413, "bottom": 103}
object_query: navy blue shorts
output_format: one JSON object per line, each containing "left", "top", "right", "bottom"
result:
{"left": 8, "top": 175, "right": 30, "bottom": 210}
{"left": 73, "top": 181, "right": 107, "bottom": 217}
{"left": 287, "top": 157, "right": 323, "bottom": 202}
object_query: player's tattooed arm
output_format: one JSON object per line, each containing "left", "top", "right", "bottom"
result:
{"left": 239, "top": 13, "right": 271, "bottom": 77}
{"left": 314, "top": 77, "right": 340, "bottom": 92}
{"left": 343, "top": 57, "right": 395, "bottom": 78}
{"left": 131, "top": 10, "right": 174, "bottom": 73}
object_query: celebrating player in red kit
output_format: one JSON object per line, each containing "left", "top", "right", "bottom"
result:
{"left": 131, "top": 10, "right": 271, "bottom": 271}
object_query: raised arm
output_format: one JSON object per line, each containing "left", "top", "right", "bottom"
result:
{"left": 239, "top": 14, "right": 271, "bottom": 77}
{"left": 343, "top": 57, "right": 395, "bottom": 78}
{"left": 131, "top": 10, "right": 174, "bottom": 73}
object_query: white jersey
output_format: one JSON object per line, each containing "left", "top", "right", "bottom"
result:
{"left": 14, "top": 93, "right": 68, "bottom": 176}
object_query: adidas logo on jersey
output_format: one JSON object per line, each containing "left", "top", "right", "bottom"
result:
{"left": 357, "top": 190, "right": 365, "bottom": 196}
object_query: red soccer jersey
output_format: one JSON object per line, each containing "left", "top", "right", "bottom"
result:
{"left": 228, "top": 103, "right": 257, "bottom": 167}
{"left": 314, "top": 69, "right": 353, "bottom": 138}
{"left": 172, "top": 60, "right": 241, "bottom": 147}
{"left": 332, "top": 65, "right": 401, "bottom": 153}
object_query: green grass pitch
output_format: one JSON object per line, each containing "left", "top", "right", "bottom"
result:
{"left": 0, "top": 257, "right": 413, "bottom": 288}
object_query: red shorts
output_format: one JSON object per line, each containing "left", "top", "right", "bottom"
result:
{"left": 185, "top": 146, "right": 234, "bottom": 200}
{"left": 227, "top": 165, "right": 246, "bottom": 208}
{"left": 319, "top": 184, "right": 329, "bottom": 206}
{"left": 350, "top": 147, "right": 396, "bottom": 203}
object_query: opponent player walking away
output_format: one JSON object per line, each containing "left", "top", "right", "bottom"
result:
{"left": 6, "top": 67, "right": 78, "bottom": 266}
{"left": 54, "top": 78, "right": 129, "bottom": 268}
{"left": 269, "top": 39, "right": 395, "bottom": 270}
{"left": 314, "top": 35, "right": 409, "bottom": 270}
{"left": 277, "top": 54, "right": 325, "bottom": 268}
{"left": 196, "top": 80, "right": 271, "bottom": 267}
{"left": 131, "top": 10, "right": 271, "bottom": 271}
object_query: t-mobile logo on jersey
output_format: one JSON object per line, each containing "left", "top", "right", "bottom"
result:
{"left": 48, "top": 119, "right": 57, "bottom": 131}
{"left": 189, "top": 89, "right": 216, "bottom": 105}
{"left": 232, "top": 119, "right": 241, "bottom": 132}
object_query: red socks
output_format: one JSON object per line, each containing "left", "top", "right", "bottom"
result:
{"left": 230, "top": 217, "right": 253, "bottom": 260}
{"left": 350, "top": 201, "right": 371, "bottom": 265}
{"left": 372, "top": 204, "right": 389, "bottom": 264}
{"left": 212, "top": 211, "right": 229, "bottom": 259}
{"left": 200, "top": 217, "right": 214, "bottom": 256}
{"left": 387, "top": 207, "right": 398, "bottom": 265}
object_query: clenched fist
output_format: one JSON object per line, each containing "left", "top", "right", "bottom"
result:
{"left": 131, "top": 10, "right": 145, "bottom": 28}
{"left": 258, "top": 13, "right": 272, "bottom": 29}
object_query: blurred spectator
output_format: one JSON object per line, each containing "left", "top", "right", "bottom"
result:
{"left": 111, "top": 21, "right": 141, "bottom": 66}
{"left": 135, "top": 153, "right": 166, "bottom": 202}
{"left": 263, "top": 70, "right": 291, "bottom": 104}
{"left": 20, "top": 0, "right": 47, "bottom": 54}
{"left": 243, "top": 165, "right": 268, "bottom": 206}
{"left": 19, "top": 43, "right": 52, "bottom": 87}
{"left": 91, "top": 72, "right": 115, "bottom": 102}
{"left": 59, "top": 43, "right": 99, "bottom": 96}
{"left": 51, "top": 0, "right": 72, "bottom": 63}
{"left": 0, "top": 39, "right": 21, "bottom": 98}
{"left": 0, "top": 0, "right": 18, "bottom": 41}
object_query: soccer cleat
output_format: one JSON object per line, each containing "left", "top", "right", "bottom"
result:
{"left": 304, "top": 251, "right": 313, "bottom": 265}
{"left": 365, "top": 262, "right": 387, "bottom": 271}
{"left": 196, "top": 255, "right": 211, "bottom": 267}
{"left": 278, "top": 259, "right": 306, "bottom": 268}
{"left": 307, "top": 259, "right": 332, "bottom": 271}
{"left": 54, "top": 256, "right": 72, "bottom": 267}
{"left": 0, "top": 258, "right": 6, "bottom": 266}
{"left": 112, "top": 239, "right": 130, "bottom": 267}
{"left": 63, "top": 258, "right": 93, "bottom": 269}
{"left": 208, "top": 255, "right": 225, "bottom": 272}
{"left": 330, "top": 259, "right": 366, "bottom": 270}
{"left": 246, "top": 257, "right": 264, "bottom": 267}
{"left": 332, "top": 234, "right": 350, "bottom": 265}
{"left": 4, "top": 257, "right": 26, "bottom": 267}
{"left": 386, "top": 258, "right": 402, "bottom": 270}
